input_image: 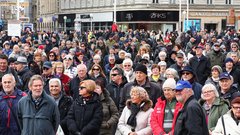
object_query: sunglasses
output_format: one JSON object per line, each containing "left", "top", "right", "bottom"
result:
{"left": 124, "top": 65, "right": 131, "bottom": 67}
{"left": 111, "top": 74, "right": 119, "bottom": 76}
{"left": 43, "top": 67, "right": 50, "bottom": 70}
{"left": 92, "top": 68, "right": 100, "bottom": 71}
{"left": 49, "top": 55, "right": 55, "bottom": 57}
{"left": 64, "top": 57, "right": 72, "bottom": 60}
{"left": 182, "top": 72, "right": 190, "bottom": 75}
{"left": 79, "top": 86, "right": 86, "bottom": 90}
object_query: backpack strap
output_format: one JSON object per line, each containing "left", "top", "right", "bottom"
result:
{"left": 221, "top": 116, "right": 226, "bottom": 135}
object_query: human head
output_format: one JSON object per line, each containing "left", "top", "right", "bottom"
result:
{"left": 219, "top": 72, "right": 233, "bottom": 92}
{"left": 231, "top": 92, "right": 240, "bottom": 119}
{"left": 53, "top": 61, "right": 65, "bottom": 75}
{"left": 42, "top": 61, "right": 53, "bottom": 76}
{"left": 176, "top": 53, "right": 184, "bottom": 65}
{"left": 93, "top": 54, "right": 101, "bottom": 64}
{"left": 28, "top": 75, "right": 44, "bottom": 99}
{"left": 108, "top": 54, "right": 116, "bottom": 64}
{"left": 110, "top": 66, "right": 124, "bottom": 84}
{"left": 225, "top": 57, "right": 234, "bottom": 70}
{"left": 122, "top": 58, "right": 133, "bottom": 72}
{"left": 201, "top": 83, "right": 219, "bottom": 101}
{"left": 229, "top": 52, "right": 239, "bottom": 64}
{"left": 15, "top": 56, "right": 28, "bottom": 72}
{"left": 135, "top": 64, "right": 147, "bottom": 84}
{"left": 2, "top": 74, "right": 16, "bottom": 95}
{"left": 175, "top": 80, "right": 193, "bottom": 104}
{"left": 94, "top": 79, "right": 106, "bottom": 95}
{"left": 90, "top": 64, "right": 105, "bottom": 77}
{"left": 211, "top": 65, "right": 222, "bottom": 78}
{"left": 77, "top": 64, "right": 87, "bottom": 79}
{"left": 0, "top": 54, "right": 8, "bottom": 72}
{"left": 130, "top": 86, "right": 151, "bottom": 105}
{"left": 49, "top": 78, "right": 62, "bottom": 97}
{"left": 180, "top": 66, "right": 195, "bottom": 81}
{"left": 79, "top": 80, "right": 96, "bottom": 97}
{"left": 162, "top": 78, "right": 176, "bottom": 101}
{"left": 63, "top": 54, "right": 73, "bottom": 68}
{"left": 151, "top": 64, "right": 160, "bottom": 76}
{"left": 165, "top": 68, "right": 179, "bottom": 80}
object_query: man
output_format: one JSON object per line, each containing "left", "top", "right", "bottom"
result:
{"left": 42, "top": 61, "right": 54, "bottom": 94}
{"left": 0, "top": 54, "right": 20, "bottom": 89}
{"left": 106, "top": 67, "right": 128, "bottom": 109}
{"left": 174, "top": 80, "right": 208, "bottom": 135}
{"left": 69, "top": 64, "right": 91, "bottom": 99}
{"left": 15, "top": 56, "right": 34, "bottom": 91}
{"left": 49, "top": 78, "right": 73, "bottom": 135}
{"left": 18, "top": 75, "right": 60, "bottom": 135}
{"left": 120, "top": 64, "right": 162, "bottom": 111}
{"left": 169, "top": 53, "right": 185, "bottom": 72}
{"left": 219, "top": 72, "right": 238, "bottom": 102}
{"left": 0, "top": 74, "right": 26, "bottom": 135}
{"left": 21, "top": 45, "right": 33, "bottom": 62}
{"left": 223, "top": 57, "right": 240, "bottom": 88}
{"left": 228, "top": 52, "right": 240, "bottom": 70}
{"left": 63, "top": 54, "right": 77, "bottom": 79}
{"left": 212, "top": 92, "right": 240, "bottom": 134}
{"left": 189, "top": 46, "right": 211, "bottom": 85}
{"left": 206, "top": 42, "right": 225, "bottom": 68}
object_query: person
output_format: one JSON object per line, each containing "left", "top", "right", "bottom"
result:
{"left": 165, "top": 68, "right": 179, "bottom": 81}
{"left": 89, "top": 63, "right": 107, "bottom": 86}
{"left": 122, "top": 58, "right": 135, "bottom": 82}
{"left": 205, "top": 65, "right": 222, "bottom": 90}
{"left": 15, "top": 56, "right": 35, "bottom": 91}
{"left": 0, "top": 74, "right": 26, "bottom": 135}
{"left": 63, "top": 54, "right": 77, "bottom": 79}
{"left": 149, "top": 64, "right": 165, "bottom": 89}
{"left": 67, "top": 80, "right": 103, "bottom": 135}
{"left": 17, "top": 75, "right": 60, "bottom": 135}
{"left": 199, "top": 83, "right": 229, "bottom": 134}
{"left": 150, "top": 78, "right": 182, "bottom": 135}
{"left": 106, "top": 66, "right": 128, "bottom": 109}
{"left": 42, "top": 61, "right": 54, "bottom": 94}
{"left": 174, "top": 80, "right": 208, "bottom": 135}
{"left": 120, "top": 64, "right": 162, "bottom": 111}
{"left": 206, "top": 42, "right": 225, "bottom": 68}
{"left": 212, "top": 92, "right": 240, "bottom": 135}
{"left": 94, "top": 79, "right": 119, "bottom": 135}
{"left": 117, "top": 86, "right": 153, "bottom": 135}
{"left": 49, "top": 78, "right": 73, "bottom": 135}
{"left": 169, "top": 53, "right": 185, "bottom": 72}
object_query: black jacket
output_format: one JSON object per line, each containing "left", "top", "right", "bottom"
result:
{"left": 17, "top": 66, "right": 35, "bottom": 91}
{"left": 67, "top": 92, "right": 103, "bottom": 135}
{"left": 174, "top": 96, "right": 208, "bottom": 135}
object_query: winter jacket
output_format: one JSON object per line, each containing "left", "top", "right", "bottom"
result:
{"left": 199, "top": 97, "right": 229, "bottom": 131}
{"left": 69, "top": 75, "right": 91, "bottom": 99}
{"left": 17, "top": 91, "right": 60, "bottom": 135}
{"left": 99, "top": 90, "right": 119, "bottom": 135}
{"left": 67, "top": 92, "right": 103, "bottom": 135}
{"left": 220, "top": 86, "right": 239, "bottom": 103}
{"left": 17, "top": 66, "right": 35, "bottom": 91}
{"left": 116, "top": 100, "right": 153, "bottom": 135}
{"left": 191, "top": 81, "right": 203, "bottom": 100}
{"left": 206, "top": 50, "right": 225, "bottom": 68}
{"left": 150, "top": 97, "right": 182, "bottom": 135}
{"left": 174, "top": 96, "right": 208, "bottom": 135}
{"left": 212, "top": 110, "right": 240, "bottom": 135}
{"left": 119, "top": 78, "right": 162, "bottom": 112}
{"left": 223, "top": 67, "right": 240, "bottom": 89}
{"left": 0, "top": 89, "right": 26, "bottom": 135}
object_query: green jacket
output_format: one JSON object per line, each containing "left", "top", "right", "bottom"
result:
{"left": 199, "top": 97, "right": 229, "bottom": 131}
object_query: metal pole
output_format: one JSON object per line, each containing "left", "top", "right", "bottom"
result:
{"left": 17, "top": 0, "right": 20, "bottom": 20}
{"left": 114, "top": 0, "right": 117, "bottom": 23}
{"left": 187, "top": 0, "right": 189, "bottom": 29}
{"left": 179, "top": 0, "right": 182, "bottom": 33}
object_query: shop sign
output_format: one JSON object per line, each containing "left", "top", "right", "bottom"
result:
{"left": 193, "top": 12, "right": 228, "bottom": 17}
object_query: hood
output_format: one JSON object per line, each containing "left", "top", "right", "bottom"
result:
{"left": 126, "top": 99, "right": 153, "bottom": 112}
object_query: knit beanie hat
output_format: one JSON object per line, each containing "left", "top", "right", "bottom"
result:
{"left": 135, "top": 64, "right": 147, "bottom": 75}
{"left": 162, "top": 78, "right": 176, "bottom": 89}
{"left": 211, "top": 65, "right": 223, "bottom": 74}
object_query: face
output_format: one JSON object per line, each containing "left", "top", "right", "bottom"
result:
{"left": 24, "top": 46, "right": 30, "bottom": 54}
{"left": 43, "top": 67, "right": 52, "bottom": 75}
{"left": 49, "top": 53, "right": 55, "bottom": 61}
{"left": 152, "top": 67, "right": 160, "bottom": 76}
{"left": 195, "top": 48, "right": 203, "bottom": 55}
{"left": 225, "top": 62, "right": 233, "bottom": 69}
{"left": 56, "top": 65, "right": 64, "bottom": 74}
{"left": 63, "top": 58, "right": 73, "bottom": 67}
{"left": 181, "top": 71, "right": 193, "bottom": 81}
{"left": 231, "top": 54, "right": 238, "bottom": 63}
{"left": 202, "top": 88, "right": 215, "bottom": 101}
{"left": 94, "top": 85, "right": 102, "bottom": 95}
{"left": 231, "top": 45, "right": 238, "bottom": 52}
{"left": 165, "top": 71, "right": 174, "bottom": 79}
{"left": 160, "top": 65, "right": 166, "bottom": 73}
{"left": 131, "top": 92, "right": 142, "bottom": 104}
{"left": 93, "top": 57, "right": 101, "bottom": 64}
{"left": 109, "top": 58, "right": 115, "bottom": 64}
{"left": 34, "top": 56, "right": 42, "bottom": 63}
{"left": 163, "top": 88, "right": 176, "bottom": 101}
{"left": 92, "top": 66, "right": 100, "bottom": 75}
{"left": 77, "top": 66, "right": 87, "bottom": 79}
{"left": 231, "top": 103, "right": 240, "bottom": 119}
{"left": 219, "top": 79, "right": 231, "bottom": 91}
{"left": 2, "top": 76, "right": 15, "bottom": 95}
{"left": 49, "top": 81, "right": 61, "bottom": 96}
{"left": 79, "top": 83, "right": 90, "bottom": 97}
{"left": 123, "top": 62, "right": 132, "bottom": 72}
{"left": 15, "top": 63, "right": 24, "bottom": 72}
{"left": 111, "top": 70, "right": 121, "bottom": 82}
{"left": 175, "top": 88, "right": 189, "bottom": 103}
{"left": 135, "top": 71, "right": 147, "bottom": 83}
{"left": 30, "top": 80, "right": 43, "bottom": 99}
{"left": 211, "top": 69, "right": 219, "bottom": 78}
{"left": 176, "top": 57, "right": 184, "bottom": 65}
{"left": 0, "top": 59, "right": 8, "bottom": 72}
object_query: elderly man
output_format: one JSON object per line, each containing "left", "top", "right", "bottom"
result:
{"left": 120, "top": 64, "right": 162, "bottom": 111}
{"left": 49, "top": 78, "right": 73, "bottom": 135}
{"left": 69, "top": 64, "right": 91, "bottom": 99}
{"left": 0, "top": 74, "right": 26, "bottom": 135}
{"left": 42, "top": 61, "right": 54, "bottom": 94}
{"left": 15, "top": 56, "right": 34, "bottom": 91}
{"left": 17, "top": 75, "right": 60, "bottom": 135}
{"left": 212, "top": 92, "right": 240, "bottom": 134}
{"left": 174, "top": 80, "right": 208, "bottom": 135}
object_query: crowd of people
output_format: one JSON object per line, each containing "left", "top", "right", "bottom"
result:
{"left": 0, "top": 28, "right": 239, "bottom": 135}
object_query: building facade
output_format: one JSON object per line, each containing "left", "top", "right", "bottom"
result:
{"left": 38, "top": 0, "right": 240, "bottom": 33}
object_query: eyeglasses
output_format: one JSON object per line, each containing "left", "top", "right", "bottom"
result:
{"left": 124, "top": 65, "right": 131, "bottom": 67}
{"left": 111, "top": 74, "right": 119, "bottom": 76}
{"left": 92, "top": 68, "right": 100, "bottom": 71}
{"left": 64, "top": 57, "right": 72, "bottom": 60}
{"left": 202, "top": 90, "right": 214, "bottom": 94}
{"left": 182, "top": 72, "right": 191, "bottom": 75}
{"left": 56, "top": 67, "right": 63, "bottom": 69}
{"left": 232, "top": 106, "right": 240, "bottom": 110}
{"left": 79, "top": 86, "right": 86, "bottom": 90}
{"left": 232, "top": 46, "right": 237, "bottom": 48}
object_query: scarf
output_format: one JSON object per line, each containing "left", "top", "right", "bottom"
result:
{"left": 127, "top": 103, "right": 141, "bottom": 128}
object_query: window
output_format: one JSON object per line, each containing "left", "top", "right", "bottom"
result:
{"left": 226, "top": 0, "right": 232, "bottom": 4}
{"left": 207, "top": 0, "right": 212, "bottom": 4}
{"left": 153, "top": 0, "right": 159, "bottom": 3}
{"left": 189, "top": 0, "right": 194, "bottom": 4}
{"left": 170, "top": 0, "right": 176, "bottom": 4}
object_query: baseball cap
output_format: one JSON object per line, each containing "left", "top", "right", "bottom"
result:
{"left": 231, "top": 92, "right": 240, "bottom": 104}
{"left": 219, "top": 72, "right": 231, "bottom": 80}
{"left": 175, "top": 80, "right": 192, "bottom": 91}
{"left": 43, "top": 61, "right": 52, "bottom": 68}
{"left": 15, "top": 56, "right": 28, "bottom": 64}
{"left": 176, "top": 53, "right": 184, "bottom": 58}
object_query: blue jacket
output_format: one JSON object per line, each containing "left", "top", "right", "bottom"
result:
{"left": 0, "top": 89, "right": 26, "bottom": 135}
{"left": 17, "top": 91, "right": 60, "bottom": 135}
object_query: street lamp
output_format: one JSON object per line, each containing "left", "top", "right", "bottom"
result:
{"left": 182, "top": 10, "right": 186, "bottom": 32}
{"left": 90, "top": 14, "right": 93, "bottom": 31}
{"left": 63, "top": 16, "right": 67, "bottom": 32}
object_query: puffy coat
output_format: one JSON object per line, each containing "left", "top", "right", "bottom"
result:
{"left": 150, "top": 97, "right": 182, "bottom": 135}
{"left": 67, "top": 92, "right": 103, "bottom": 135}
{"left": 117, "top": 99, "right": 153, "bottom": 135}
{"left": 17, "top": 91, "right": 60, "bottom": 135}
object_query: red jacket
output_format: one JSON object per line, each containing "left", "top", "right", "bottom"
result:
{"left": 150, "top": 97, "right": 183, "bottom": 135}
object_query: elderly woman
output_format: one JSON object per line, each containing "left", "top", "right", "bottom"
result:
{"left": 205, "top": 65, "right": 222, "bottom": 90}
{"left": 117, "top": 86, "right": 153, "bottom": 135}
{"left": 149, "top": 64, "right": 164, "bottom": 89}
{"left": 52, "top": 61, "right": 71, "bottom": 96}
{"left": 199, "top": 83, "right": 229, "bottom": 134}
{"left": 122, "top": 58, "right": 135, "bottom": 82}
{"left": 165, "top": 68, "right": 179, "bottom": 81}
{"left": 150, "top": 78, "right": 182, "bottom": 135}
{"left": 67, "top": 80, "right": 103, "bottom": 135}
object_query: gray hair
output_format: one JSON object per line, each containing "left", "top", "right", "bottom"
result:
{"left": 122, "top": 58, "right": 133, "bottom": 67}
{"left": 201, "top": 83, "right": 219, "bottom": 99}
{"left": 49, "top": 78, "right": 62, "bottom": 88}
{"left": 28, "top": 75, "right": 44, "bottom": 88}
{"left": 165, "top": 68, "right": 179, "bottom": 80}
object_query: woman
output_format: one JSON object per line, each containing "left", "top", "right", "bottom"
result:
{"left": 89, "top": 64, "right": 107, "bottom": 86}
{"left": 117, "top": 86, "right": 153, "bottom": 135}
{"left": 52, "top": 61, "right": 71, "bottom": 96}
{"left": 150, "top": 78, "right": 182, "bottom": 135}
{"left": 199, "top": 83, "right": 229, "bottom": 134}
{"left": 205, "top": 65, "right": 222, "bottom": 90}
{"left": 122, "top": 58, "right": 135, "bottom": 82}
{"left": 94, "top": 79, "right": 119, "bottom": 135}
{"left": 149, "top": 64, "right": 164, "bottom": 89}
{"left": 165, "top": 68, "right": 179, "bottom": 81}
{"left": 67, "top": 80, "right": 103, "bottom": 135}
{"left": 47, "top": 51, "right": 58, "bottom": 62}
